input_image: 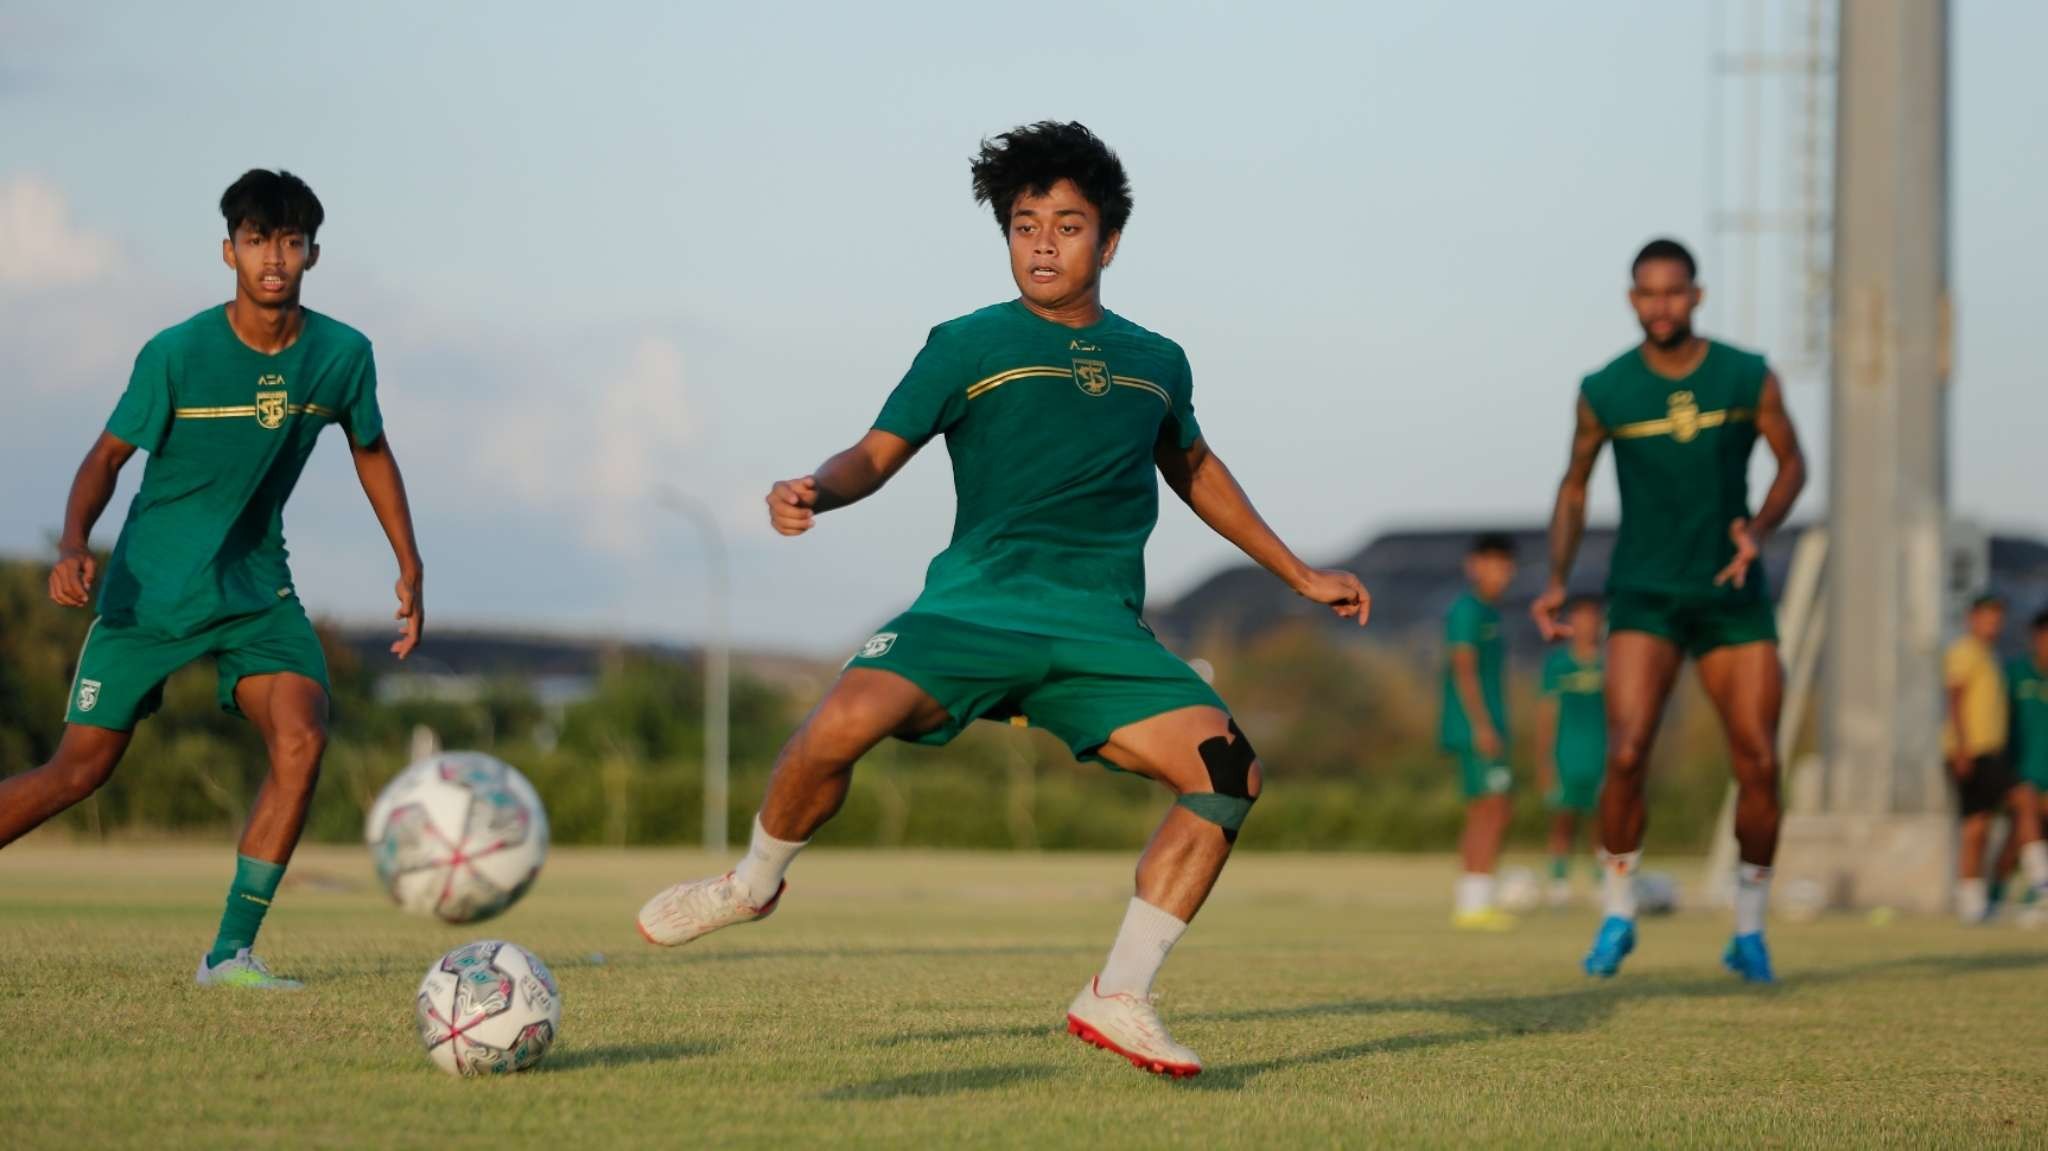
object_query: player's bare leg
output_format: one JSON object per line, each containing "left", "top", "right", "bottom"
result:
{"left": 196, "top": 672, "right": 329, "bottom": 989}
{"left": 1060, "top": 705, "right": 1256, "bottom": 1078}
{"left": 1698, "top": 641, "right": 1783, "bottom": 979}
{"left": 636, "top": 668, "right": 948, "bottom": 946}
{"left": 0, "top": 725, "right": 131, "bottom": 849}
{"left": 1992, "top": 784, "right": 2048, "bottom": 923}
{"left": 1585, "top": 631, "right": 1683, "bottom": 976}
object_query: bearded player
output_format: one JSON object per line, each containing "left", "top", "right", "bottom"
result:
{"left": 1533, "top": 238, "right": 1805, "bottom": 982}
{"left": 635, "top": 122, "right": 1369, "bottom": 1077}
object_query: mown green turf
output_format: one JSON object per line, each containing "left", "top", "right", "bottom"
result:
{"left": 1, "top": 844, "right": 2042, "bottom": 1149}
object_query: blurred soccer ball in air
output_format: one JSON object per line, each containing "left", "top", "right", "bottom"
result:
{"left": 365, "top": 752, "right": 549, "bottom": 923}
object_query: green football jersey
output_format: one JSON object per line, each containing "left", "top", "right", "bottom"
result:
{"left": 872, "top": 301, "right": 1200, "bottom": 639}
{"left": 1542, "top": 645, "right": 1607, "bottom": 773}
{"left": 1439, "top": 592, "right": 1507, "bottom": 750}
{"left": 98, "top": 306, "right": 382, "bottom": 635}
{"left": 1580, "top": 340, "right": 1770, "bottom": 600}
{"left": 2008, "top": 658, "right": 2048, "bottom": 785}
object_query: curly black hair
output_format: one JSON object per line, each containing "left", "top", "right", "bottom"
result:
{"left": 970, "top": 121, "right": 1132, "bottom": 236}
{"left": 221, "top": 169, "right": 324, "bottom": 241}
{"left": 1632, "top": 237, "right": 1696, "bottom": 281}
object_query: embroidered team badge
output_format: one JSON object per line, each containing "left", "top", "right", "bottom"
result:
{"left": 77, "top": 679, "right": 101, "bottom": 712}
{"left": 256, "top": 374, "right": 289, "bottom": 429}
{"left": 1071, "top": 359, "right": 1110, "bottom": 397}
{"left": 858, "top": 633, "right": 898, "bottom": 659}
{"left": 1665, "top": 390, "right": 1702, "bottom": 443}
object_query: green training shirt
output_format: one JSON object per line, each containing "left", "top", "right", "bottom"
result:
{"left": 98, "top": 306, "right": 382, "bottom": 635}
{"left": 1580, "top": 340, "right": 1770, "bottom": 600}
{"left": 1542, "top": 645, "right": 1607, "bottom": 774}
{"left": 872, "top": 300, "right": 1200, "bottom": 639}
{"left": 2008, "top": 658, "right": 2048, "bottom": 784}
{"left": 1440, "top": 591, "right": 1507, "bottom": 750}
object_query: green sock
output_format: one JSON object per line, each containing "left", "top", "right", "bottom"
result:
{"left": 207, "top": 855, "right": 287, "bottom": 967}
{"left": 1550, "top": 856, "right": 1569, "bottom": 882}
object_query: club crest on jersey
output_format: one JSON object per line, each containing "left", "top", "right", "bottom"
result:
{"left": 859, "top": 632, "right": 898, "bottom": 659}
{"left": 1072, "top": 359, "right": 1110, "bottom": 397}
{"left": 77, "top": 679, "right": 101, "bottom": 712}
{"left": 1665, "top": 391, "right": 1702, "bottom": 443}
{"left": 256, "top": 375, "right": 289, "bottom": 429}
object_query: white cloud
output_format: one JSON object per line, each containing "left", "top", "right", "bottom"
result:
{"left": 0, "top": 177, "right": 116, "bottom": 290}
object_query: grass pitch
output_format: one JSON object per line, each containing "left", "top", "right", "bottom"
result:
{"left": 1, "top": 844, "right": 2042, "bottom": 1149}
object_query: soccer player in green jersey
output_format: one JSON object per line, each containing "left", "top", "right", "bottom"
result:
{"left": 1533, "top": 239, "right": 1806, "bottom": 982}
{"left": 635, "top": 122, "right": 1369, "bottom": 1078}
{"left": 1990, "top": 607, "right": 2048, "bottom": 923}
{"left": 0, "top": 171, "right": 424, "bottom": 989}
{"left": 1442, "top": 533, "right": 1517, "bottom": 930}
{"left": 1538, "top": 596, "right": 1607, "bottom": 909}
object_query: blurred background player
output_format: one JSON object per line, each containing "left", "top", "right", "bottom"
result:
{"left": 0, "top": 170, "right": 425, "bottom": 988}
{"left": 1534, "top": 238, "right": 1806, "bottom": 983}
{"left": 1442, "top": 533, "right": 1517, "bottom": 930}
{"left": 632, "top": 122, "right": 1369, "bottom": 1078}
{"left": 1538, "top": 596, "right": 1607, "bottom": 909}
{"left": 1944, "top": 594, "right": 2048, "bottom": 922}
{"left": 1990, "top": 607, "right": 2048, "bottom": 922}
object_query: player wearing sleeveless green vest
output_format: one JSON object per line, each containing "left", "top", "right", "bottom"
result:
{"left": 634, "top": 123, "right": 1369, "bottom": 1078}
{"left": 0, "top": 172, "right": 426, "bottom": 990}
{"left": 1534, "top": 239, "right": 1806, "bottom": 982}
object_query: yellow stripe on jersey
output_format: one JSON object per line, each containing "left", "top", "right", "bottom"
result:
{"left": 1610, "top": 407, "right": 1754, "bottom": 441}
{"left": 966, "top": 365, "right": 1071, "bottom": 400}
{"left": 290, "top": 403, "right": 339, "bottom": 419}
{"left": 1111, "top": 376, "right": 1170, "bottom": 407}
{"left": 174, "top": 405, "right": 259, "bottom": 419}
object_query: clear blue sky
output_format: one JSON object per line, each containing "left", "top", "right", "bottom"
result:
{"left": 2, "top": 1, "right": 2041, "bottom": 654}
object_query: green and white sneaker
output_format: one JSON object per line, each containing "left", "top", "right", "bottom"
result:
{"left": 195, "top": 948, "right": 302, "bottom": 990}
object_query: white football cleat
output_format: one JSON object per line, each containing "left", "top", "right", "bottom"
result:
{"left": 1066, "top": 976, "right": 1202, "bottom": 1078}
{"left": 195, "top": 948, "right": 302, "bottom": 990}
{"left": 636, "top": 871, "right": 784, "bottom": 947}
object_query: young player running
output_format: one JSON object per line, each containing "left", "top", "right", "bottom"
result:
{"left": 0, "top": 170, "right": 424, "bottom": 988}
{"left": 1537, "top": 596, "right": 1607, "bottom": 908}
{"left": 1944, "top": 595, "right": 2048, "bottom": 922}
{"left": 1534, "top": 239, "right": 1806, "bottom": 982}
{"left": 635, "top": 122, "right": 1369, "bottom": 1077}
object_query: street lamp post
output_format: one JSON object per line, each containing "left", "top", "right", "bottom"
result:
{"left": 656, "top": 487, "right": 731, "bottom": 855}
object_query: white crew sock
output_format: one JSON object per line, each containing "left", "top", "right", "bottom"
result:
{"left": 733, "top": 815, "right": 806, "bottom": 905}
{"left": 1455, "top": 873, "right": 1496, "bottom": 915}
{"left": 2021, "top": 841, "right": 2048, "bottom": 890}
{"left": 1956, "top": 877, "right": 1989, "bottom": 923}
{"left": 1734, "top": 862, "right": 1772, "bottom": 936}
{"left": 1096, "top": 897, "right": 1189, "bottom": 999}
{"left": 1599, "top": 848, "right": 1642, "bottom": 920}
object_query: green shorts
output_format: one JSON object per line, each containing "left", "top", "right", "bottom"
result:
{"left": 1451, "top": 748, "right": 1514, "bottom": 800}
{"left": 65, "top": 599, "right": 330, "bottom": 731}
{"left": 1548, "top": 756, "right": 1605, "bottom": 813}
{"left": 2020, "top": 757, "right": 2048, "bottom": 792}
{"left": 1607, "top": 588, "right": 1777, "bottom": 658}
{"left": 847, "top": 611, "right": 1224, "bottom": 762}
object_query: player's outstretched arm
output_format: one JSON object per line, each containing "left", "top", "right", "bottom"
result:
{"left": 48, "top": 432, "right": 137, "bottom": 608}
{"left": 766, "top": 430, "right": 919, "bottom": 537}
{"left": 1715, "top": 373, "right": 1808, "bottom": 589}
{"left": 1155, "top": 436, "right": 1368, "bottom": 625}
{"left": 1534, "top": 397, "right": 1607, "bottom": 640}
{"left": 349, "top": 434, "right": 425, "bottom": 660}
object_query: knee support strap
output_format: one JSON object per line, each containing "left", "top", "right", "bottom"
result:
{"left": 1175, "top": 721, "right": 1258, "bottom": 841}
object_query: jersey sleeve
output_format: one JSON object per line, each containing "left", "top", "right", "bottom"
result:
{"left": 342, "top": 342, "right": 385, "bottom": 447}
{"left": 1164, "top": 347, "right": 1202, "bottom": 451}
{"left": 1577, "top": 372, "right": 1609, "bottom": 430}
{"left": 872, "top": 327, "right": 968, "bottom": 446}
{"left": 1943, "top": 641, "right": 1978, "bottom": 690}
{"left": 105, "top": 338, "right": 174, "bottom": 453}
{"left": 1446, "top": 598, "right": 1481, "bottom": 650}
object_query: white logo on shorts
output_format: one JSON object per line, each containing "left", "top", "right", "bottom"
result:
{"left": 77, "top": 679, "right": 101, "bottom": 712}
{"left": 859, "top": 633, "right": 898, "bottom": 659}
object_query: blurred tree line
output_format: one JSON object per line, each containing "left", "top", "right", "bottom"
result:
{"left": 0, "top": 557, "right": 1738, "bottom": 852}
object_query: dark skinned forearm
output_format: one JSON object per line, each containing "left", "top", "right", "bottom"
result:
{"left": 1166, "top": 444, "right": 1310, "bottom": 591}
{"left": 350, "top": 436, "right": 422, "bottom": 574}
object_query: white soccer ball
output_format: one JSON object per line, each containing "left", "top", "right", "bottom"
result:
{"left": 415, "top": 939, "right": 561, "bottom": 1076}
{"left": 366, "top": 751, "right": 549, "bottom": 923}
{"left": 1634, "top": 870, "right": 1680, "bottom": 916}
{"left": 1499, "top": 866, "right": 1543, "bottom": 913}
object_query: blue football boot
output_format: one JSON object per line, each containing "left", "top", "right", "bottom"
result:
{"left": 1583, "top": 915, "right": 1636, "bottom": 978}
{"left": 1722, "top": 932, "right": 1775, "bottom": 983}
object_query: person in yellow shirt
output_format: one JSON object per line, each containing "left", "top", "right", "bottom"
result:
{"left": 1945, "top": 594, "right": 2047, "bottom": 922}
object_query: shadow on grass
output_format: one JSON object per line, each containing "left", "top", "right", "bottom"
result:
{"left": 819, "top": 1063, "right": 1058, "bottom": 1101}
{"left": 543, "top": 1039, "right": 723, "bottom": 1072}
{"left": 862, "top": 948, "right": 2048, "bottom": 1092}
